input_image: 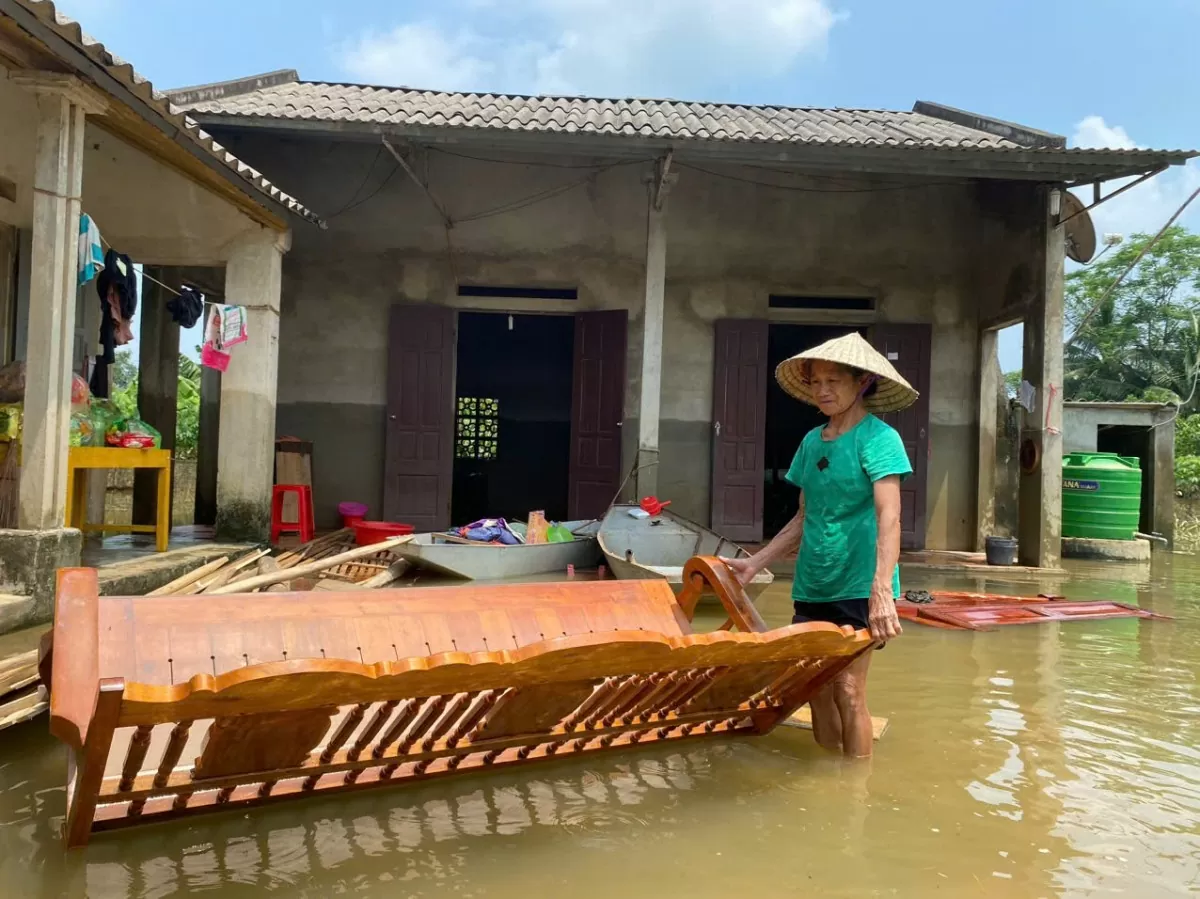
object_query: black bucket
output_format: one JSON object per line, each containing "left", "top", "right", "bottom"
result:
{"left": 984, "top": 536, "right": 1018, "bottom": 566}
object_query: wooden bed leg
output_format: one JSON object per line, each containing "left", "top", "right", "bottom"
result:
{"left": 63, "top": 680, "right": 124, "bottom": 849}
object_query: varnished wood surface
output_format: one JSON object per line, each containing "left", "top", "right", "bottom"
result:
{"left": 49, "top": 556, "right": 872, "bottom": 846}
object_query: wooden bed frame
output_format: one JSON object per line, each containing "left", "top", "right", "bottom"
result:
{"left": 45, "top": 556, "right": 871, "bottom": 847}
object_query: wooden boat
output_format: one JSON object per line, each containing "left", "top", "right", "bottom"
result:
{"left": 392, "top": 521, "right": 601, "bottom": 580}
{"left": 44, "top": 558, "right": 870, "bottom": 846}
{"left": 597, "top": 505, "right": 774, "bottom": 597}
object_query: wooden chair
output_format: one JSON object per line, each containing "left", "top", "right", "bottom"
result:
{"left": 45, "top": 557, "right": 872, "bottom": 847}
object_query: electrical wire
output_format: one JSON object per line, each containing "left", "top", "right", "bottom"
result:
{"left": 326, "top": 144, "right": 383, "bottom": 219}
{"left": 1065, "top": 184, "right": 1200, "bottom": 350}
{"left": 428, "top": 145, "right": 654, "bottom": 171}
{"left": 673, "top": 160, "right": 958, "bottom": 194}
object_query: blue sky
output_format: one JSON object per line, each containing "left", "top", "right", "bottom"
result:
{"left": 63, "top": 0, "right": 1200, "bottom": 371}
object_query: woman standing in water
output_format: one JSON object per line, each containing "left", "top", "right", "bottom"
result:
{"left": 727, "top": 333, "right": 917, "bottom": 759}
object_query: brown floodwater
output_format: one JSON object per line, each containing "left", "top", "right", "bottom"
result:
{"left": 2, "top": 555, "right": 1198, "bottom": 898}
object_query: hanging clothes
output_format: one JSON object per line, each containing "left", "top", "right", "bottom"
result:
{"left": 90, "top": 249, "right": 138, "bottom": 398}
{"left": 167, "top": 286, "right": 204, "bottom": 328}
{"left": 77, "top": 214, "right": 103, "bottom": 286}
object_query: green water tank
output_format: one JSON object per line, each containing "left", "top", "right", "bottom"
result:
{"left": 1061, "top": 452, "right": 1142, "bottom": 541}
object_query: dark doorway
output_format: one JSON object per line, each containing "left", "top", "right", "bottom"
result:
{"left": 1097, "top": 425, "right": 1154, "bottom": 534}
{"left": 451, "top": 312, "right": 574, "bottom": 526}
{"left": 763, "top": 324, "right": 860, "bottom": 536}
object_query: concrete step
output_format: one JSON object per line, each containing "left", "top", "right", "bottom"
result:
{"left": 0, "top": 595, "right": 34, "bottom": 635}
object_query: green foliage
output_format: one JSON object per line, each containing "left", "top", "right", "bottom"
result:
{"left": 1176, "top": 455, "right": 1200, "bottom": 499}
{"left": 1003, "top": 370, "right": 1021, "bottom": 399}
{"left": 107, "top": 349, "right": 202, "bottom": 459}
{"left": 1065, "top": 226, "right": 1200, "bottom": 411}
{"left": 1177, "top": 415, "right": 1200, "bottom": 457}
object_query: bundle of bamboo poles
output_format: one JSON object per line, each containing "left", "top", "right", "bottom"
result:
{"left": 145, "top": 531, "right": 412, "bottom": 597}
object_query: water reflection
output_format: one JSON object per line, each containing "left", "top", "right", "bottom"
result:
{"left": 1, "top": 555, "right": 1199, "bottom": 897}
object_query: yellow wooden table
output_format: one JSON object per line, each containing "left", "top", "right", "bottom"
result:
{"left": 66, "top": 447, "right": 172, "bottom": 552}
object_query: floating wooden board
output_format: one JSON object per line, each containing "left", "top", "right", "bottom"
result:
{"left": 782, "top": 706, "right": 889, "bottom": 741}
{"left": 0, "top": 683, "right": 48, "bottom": 731}
{"left": 901, "top": 599, "right": 1166, "bottom": 631}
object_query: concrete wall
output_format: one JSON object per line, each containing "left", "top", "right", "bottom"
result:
{"left": 215, "top": 131, "right": 1045, "bottom": 547}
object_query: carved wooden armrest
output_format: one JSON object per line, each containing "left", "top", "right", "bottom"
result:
{"left": 675, "top": 556, "right": 768, "bottom": 633}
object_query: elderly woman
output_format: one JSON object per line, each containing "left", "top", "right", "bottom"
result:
{"left": 727, "top": 333, "right": 917, "bottom": 759}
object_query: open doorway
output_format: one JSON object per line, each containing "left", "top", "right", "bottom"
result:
{"left": 451, "top": 312, "right": 574, "bottom": 525}
{"left": 763, "top": 323, "right": 861, "bottom": 536}
{"left": 1097, "top": 425, "right": 1154, "bottom": 534}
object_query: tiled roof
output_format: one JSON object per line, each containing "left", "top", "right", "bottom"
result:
{"left": 9, "top": 0, "right": 323, "bottom": 226}
{"left": 186, "top": 82, "right": 1033, "bottom": 149}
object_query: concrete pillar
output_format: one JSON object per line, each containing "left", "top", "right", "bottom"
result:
{"left": 975, "top": 329, "right": 999, "bottom": 551}
{"left": 1151, "top": 412, "right": 1175, "bottom": 546}
{"left": 215, "top": 228, "right": 287, "bottom": 541}
{"left": 133, "top": 270, "right": 180, "bottom": 526}
{"left": 12, "top": 74, "right": 103, "bottom": 530}
{"left": 636, "top": 163, "right": 674, "bottom": 499}
{"left": 1017, "top": 187, "right": 1065, "bottom": 569}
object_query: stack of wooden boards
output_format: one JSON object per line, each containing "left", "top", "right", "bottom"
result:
{"left": 0, "top": 645, "right": 43, "bottom": 731}
{"left": 148, "top": 530, "right": 412, "bottom": 596}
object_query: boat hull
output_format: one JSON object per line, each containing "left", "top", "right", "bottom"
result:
{"left": 396, "top": 523, "right": 601, "bottom": 580}
{"left": 598, "top": 506, "right": 775, "bottom": 598}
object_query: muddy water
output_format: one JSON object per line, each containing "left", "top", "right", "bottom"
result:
{"left": 2, "top": 557, "right": 1199, "bottom": 898}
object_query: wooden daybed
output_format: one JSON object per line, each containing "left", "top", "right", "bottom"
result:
{"left": 45, "top": 557, "right": 871, "bottom": 847}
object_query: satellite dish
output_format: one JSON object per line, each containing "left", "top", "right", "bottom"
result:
{"left": 1061, "top": 191, "right": 1097, "bottom": 263}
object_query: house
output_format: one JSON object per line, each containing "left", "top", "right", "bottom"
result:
{"left": 172, "top": 72, "right": 1196, "bottom": 569}
{"left": 0, "top": 0, "right": 320, "bottom": 631}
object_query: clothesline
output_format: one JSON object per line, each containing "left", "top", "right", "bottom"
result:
{"left": 97, "top": 231, "right": 183, "bottom": 298}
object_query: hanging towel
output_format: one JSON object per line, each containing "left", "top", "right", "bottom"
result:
{"left": 78, "top": 214, "right": 103, "bottom": 286}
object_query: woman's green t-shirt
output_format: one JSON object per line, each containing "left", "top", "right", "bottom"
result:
{"left": 784, "top": 414, "right": 913, "bottom": 603}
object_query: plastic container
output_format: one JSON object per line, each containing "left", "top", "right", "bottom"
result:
{"left": 1062, "top": 452, "right": 1142, "bottom": 541}
{"left": 984, "top": 536, "right": 1017, "bottom": 566}
{"left": 338, "top": 501, "right": 369, "bottom": 529}
{"left": 353, "top": 520, "right": 414, "bottom": 546}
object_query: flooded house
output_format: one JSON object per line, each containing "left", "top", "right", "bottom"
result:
{"left": 167, "top": 72, "right": 1193, "bottom": 570}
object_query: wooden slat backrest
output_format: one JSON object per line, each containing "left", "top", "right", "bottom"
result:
{"left": 49, "top": 559, "right": 872, "bottom": 847}
{"left": 93, "top": 579, "right": 692, "bottom": 686}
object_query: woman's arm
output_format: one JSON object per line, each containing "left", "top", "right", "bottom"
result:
{"left": 727, "top": 495, "right": 804, "bottom": 585}
{"left": 868, "top": 475, "right": 903, "bottom": 642}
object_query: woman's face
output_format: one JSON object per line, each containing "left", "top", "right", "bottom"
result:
{"left": 808, "top": 360, "right": 870, "bottom": 417}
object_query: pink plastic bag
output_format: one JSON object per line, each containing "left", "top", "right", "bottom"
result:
{"left": 201, "top": 343, "right": 230, "bottom": 372}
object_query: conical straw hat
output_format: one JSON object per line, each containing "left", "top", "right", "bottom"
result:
{"left": 774, "top": 332, "right": 919, "bottom": 414}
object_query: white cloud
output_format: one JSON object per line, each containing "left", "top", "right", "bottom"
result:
{"left": 339, "top": 0, "right": 842, "bottom": 98}
{"left": 339, "top": 22, "right": 494, "bottom": 92}
{"left": 1069, "top": 115, "right": 1200, "bottom": 245}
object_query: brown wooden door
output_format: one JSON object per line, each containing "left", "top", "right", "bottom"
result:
{"left": 568, "top": 310, "right": 627, "bottom": 519}
{"left": 871, "top": 324, "right": 931, "bottom": 550}
{"left": 384, "top": 305, "right": 456, "bottom": 530}
{"left": 710, "top": 319, "right": 768, "bottom": 542}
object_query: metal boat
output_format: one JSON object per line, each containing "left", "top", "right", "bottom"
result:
{"left": 394, "top": 522, "right": 600, "bottom": 580}
{"left": 597, "top": 504, "right": 774, "bottom": 597}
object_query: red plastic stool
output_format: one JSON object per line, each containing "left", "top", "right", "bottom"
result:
{"left": 271, "top": 484, "right": 314, "bottom": 543}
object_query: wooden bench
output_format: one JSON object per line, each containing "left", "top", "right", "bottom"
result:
{"left": 46, "top": 557, "right": 872, "bottom": 847}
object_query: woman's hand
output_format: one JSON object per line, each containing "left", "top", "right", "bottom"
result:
{"left": 724, "top": 557, "right": 761, "bottom": 587}
{"left": 868, "top": 586, "right": 903, "bottom": 643}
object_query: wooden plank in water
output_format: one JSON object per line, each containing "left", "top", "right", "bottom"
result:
{"left": 782, "top": 706, "right": 889, "bottom": 741}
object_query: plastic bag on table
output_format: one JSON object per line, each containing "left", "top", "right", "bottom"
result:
{"left": 70, "top": 374, "right": 90, "bottom": 414}
{"left": 0, "top": 404, "right": 20, "bottom": 441}
{"left": 69, "top": 412, "right": 94, "bottom": 448}
{"left": 106, "top": 417, "right": 161, "bottom": 449}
